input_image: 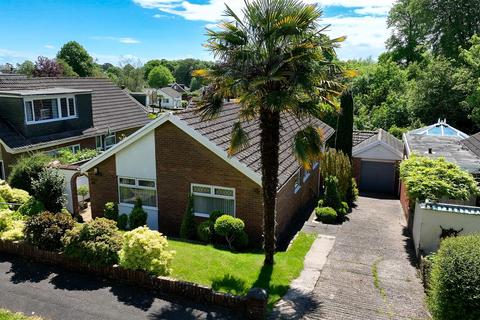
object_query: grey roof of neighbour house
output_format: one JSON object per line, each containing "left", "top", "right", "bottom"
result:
{"left": 460, "top": 132, "right": 480, "bottom": 157}
{"left": 353, "top": 129, "right": 404, "bottom": 154}
{"left": 0, "top": 76, "right": 150, "bottom": 151}
{"left": 175, "top": 103, "right": 334, "bottom": 188}
{"left": 352, "top": 130, "right": 378, "bottom": 147}
{"left": 159, "top": 87, "right": 182, "bottom": 99}
{"left": 404, "top": 131, "right": 480, "bottom": 174}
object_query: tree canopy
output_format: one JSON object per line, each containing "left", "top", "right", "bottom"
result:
{"left": 148, "top": 65, "right": 175, "bottom": 89}
{"left": 57, "top": 41, "right": 95, "bottom": 77}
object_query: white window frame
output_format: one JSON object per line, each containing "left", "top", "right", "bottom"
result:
{"left": 294, "top": 170, "right": 302, "bottom": 194}
{"left": 104, "top": 133, "right": 116, "bottom": 150}
{"left": 303, "top": 169, "right": 311, "bottom": 183}
{"left": 118, "top": 176, "right": 158, "bottom": 209}
{"left": 24, "top": 95, "right": 77, "bottom": 125}
{"left": 191, "top": 183, "right": 236, "bottom": 218}
{"left": 313, "top": 162, "right": 319, "bottom": 170}
{"left": 96, "top": 133, "right": 117, "bottom": 151}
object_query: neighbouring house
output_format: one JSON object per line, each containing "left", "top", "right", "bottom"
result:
{"left": 352, "top": 129, "right": 404, "bottom": 195}
{"left": 145, "top": 87, "right": 183, "bottom": 109}
{"left": 0, "top": 74, "right": 150, "bottom": 212}
{"left": 170, "top": 83, "right": 189, "bottom": 94}
{"left": 80, "top": 103, "right": 334, "bottom": 243}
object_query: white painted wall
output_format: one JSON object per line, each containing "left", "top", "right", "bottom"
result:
{"left": 412, "top": 202, "right": 480, "bottom": 256}
{"left": 57, "top": 168, "right": 89, "bottom": 214}
{"left": 354, "top": 143, "right": 402, "bottom": 161}
{"left": 115, "top": 131, "right": 158, "bottom": 230}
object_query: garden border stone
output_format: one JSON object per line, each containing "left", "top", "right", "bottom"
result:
{"left": 0, "top": 240, "right": 267, "bottom": 319}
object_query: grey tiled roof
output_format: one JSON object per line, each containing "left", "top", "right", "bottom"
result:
{"left": 0, "top": 76, "right": 150, "bottom": 151}
{"left": 353, "top": 129, "right": 403, "bottom": 154}
{"left": 175, "top": 103, "right": 334, "bottom": 188}
{"left": 353, "top": 130, "right": 377, "bottom": 147}
{"left": 405, "top": 133, "right": 480, "bottom": 174}
{"left": 461, "top": 132, "right": 480, "bottom": 157}
{"left": 159, "top": 87, "right": 182, "bottom": 99}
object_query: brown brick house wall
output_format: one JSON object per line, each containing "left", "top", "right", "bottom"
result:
{"left": 154, "top": 122, "right": 264, "bottom": 242}
{"left": 276, "top": 167, "right": 320, "bottom": 238}
{"left": 88, "top": 155, "right": 118, "bottom": 218}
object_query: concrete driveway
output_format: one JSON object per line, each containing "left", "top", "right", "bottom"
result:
{"left": 0, "top": 254, "right": 238, "bottom": 320}
{"left": 303, "top": 195, "right": 430, "bottom": 320}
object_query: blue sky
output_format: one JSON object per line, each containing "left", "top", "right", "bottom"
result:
{"left": 0, "top": 0, "right": 394, "bottom": 66}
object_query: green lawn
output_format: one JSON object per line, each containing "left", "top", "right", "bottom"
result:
{"left": 168, "top": 232, "right": 315, "bottom": 308}
{"left": 0, "top": 309, "right": 42, "bottom": 320}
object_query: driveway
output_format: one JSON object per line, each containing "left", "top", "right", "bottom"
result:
{"left": 0, "top": 254, "right": 238, "bottom": 320}
{"left": 303, "top": 195, "right": 429, "bottom": 320}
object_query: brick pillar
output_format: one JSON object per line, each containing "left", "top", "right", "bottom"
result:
{"left": 246, "top": 288, "right": 267, "bottom": 319}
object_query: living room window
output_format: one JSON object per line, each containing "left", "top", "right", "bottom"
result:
{"left": 191, "top": 183, "right": 235, "bottom": 218}
{"left": 118, "top": 177, "right": 157, "bottom": 208}
{"left": 24, "top": 96, "right": 76, "bottom": 124}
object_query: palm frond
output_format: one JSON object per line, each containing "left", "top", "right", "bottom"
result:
{"left": 228, "top": 121, "right": 250, "bottom": 156}
{"left": 293, "top": 126, "right": 324, "bottom": 169}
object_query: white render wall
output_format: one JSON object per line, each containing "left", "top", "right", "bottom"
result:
{"left": 115, "top": 131, "right": 158, "bottom": 230}
{"left": 57, "top": 168, "right": 89, "bottom": 214}
{"left": 412, "top": 202, "right": 480, "bottom": 256}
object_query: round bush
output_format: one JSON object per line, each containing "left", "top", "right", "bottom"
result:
{"left": 232, "top": 230, "right": 249, "bottom": 250}
{"left": 24, "top": 212, "right": 75, "bottom": 251}
{"left": 427, "top": 235, "right": 480, "bottom": 320}
{"left": 62, "top": 218, "right": 123, "bottom": 266}
{"left": 103, "top": 202, "right": 118, "bottom": 222}
{"left": 119, "top": 226, "right": 175, "bottom": 276}
{"left": 8, "top": 153, "right": 50, "bottom": 194}
{"left": 18, "top": 197, "right": 45, "bottom": 216}
{"left": 214, "top": 215, "right": 245, "bottom": 249}
{"left": 315, "top": 207, "right": 337, "bottom": 224}
{"left": 117, "top": 213, "right": 128, "bottom": 230}
{"left": 197, "top": 221, "right": 213, "bottom": 243}
{"left": 129, "top": 198, "right": 147, "bottom": 229}
{"left": 31, "top": 169, "right": 66, "bottom": 213}
{"left": 0, "top": 184, "right": 30, "bottom": 206}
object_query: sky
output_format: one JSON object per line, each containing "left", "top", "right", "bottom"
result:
{"left": 0, "top": 0, "right": 395, "bottom": 66}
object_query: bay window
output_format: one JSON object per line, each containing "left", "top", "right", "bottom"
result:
{"left": 24, "top": 96, "right": 76, "bottom": 124}
{"left": 118, "top": 177, "right": 157, "bottom": 208}
{"left": 191, "top": 184, "right": 235, "bottom": 217}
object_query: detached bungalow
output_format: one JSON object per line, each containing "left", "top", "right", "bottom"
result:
{"left": 80, "top": 103, "right": 333, "bottom": 243}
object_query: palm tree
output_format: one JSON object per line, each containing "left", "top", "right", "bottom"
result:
{"left": 200, "top": 0, "right": 344, "bottom": 265}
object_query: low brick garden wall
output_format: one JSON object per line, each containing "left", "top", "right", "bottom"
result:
{"left": 0, "top": 240, "right": 267, "bottom": 319}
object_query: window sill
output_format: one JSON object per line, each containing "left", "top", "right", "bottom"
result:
{"left": 194, "top": 213, "right": 210, "bottom": 218}
{"left": 26, "top": 116, "right": 78, "bottom": 125}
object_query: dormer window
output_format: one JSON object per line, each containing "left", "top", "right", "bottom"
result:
{"left": 24, "top": 96, "right": 77, "bottom": 124}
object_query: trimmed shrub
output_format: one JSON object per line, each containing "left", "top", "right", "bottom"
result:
{"left": 319, "top": 149, "right": 353, "bottom": 200}
{"left": 315, "top": 207, "right": 337, "bottom": 224}
{"left": 129, "top": 198, "right": 147, "bottom": 229}
{"left": 197, "top": 220, "right": 214, "bottom": 243}
{"left": 320, "top": 176, "right": 349, "bottom": 218}
{"left": 103, "top": 202, "right": 118, "bottom": 222}
{"left": 180, "top": 194, "right": 196, "bottom": 240}
{"left": 0, "top": 210, "right": 25, "bottom": 240}
{"left": 62, "top": 218, "right": 123, "bottom": 266}
{"left": 18, "top": 197, "right": 45, "bottom": 216}
{"left": 232, "top": 230, "right": 249, "bottom": 250}
{"left": 346, "top": 178, "right": 359, "bottom": 206}
{"left": 214, "top": 215, "right": 245, "bottom": 249}
{"left": 31, "top": 169, "right": 66, "bottom": 213}
{"left": 24, "top": 212, "right": 75, "bottom": 251}
{"left": 0, "top": 196, "right": 8, "bottom": 211}
{"left": 8, "top": 153, "right": 50, "bottom": 194}
{"left": 117, "top": 214, "right": 128, "bottom": 230}
{"left": 0, "top": 184, "right": 30, "bottom": 207}
{"left": 427, "top": 235, "right": 480, "bottom": 320}
{"left": 119, "top": 226, "right": 175, "bottom": 276}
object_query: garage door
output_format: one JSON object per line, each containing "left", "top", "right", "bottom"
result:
{"left": 359, "top": 161, "right": 395, "bottom": 194}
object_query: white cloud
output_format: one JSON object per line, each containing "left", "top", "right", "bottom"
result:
{"left": 133, "top": 0, "right": 395, "bottom": 59}
{"left": 44, "top": 44, "right": 55, "bottom": 49}
{"left": 92, "top": 36, "right": 141, "bottom": 44}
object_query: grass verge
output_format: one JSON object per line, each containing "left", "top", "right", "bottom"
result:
{"left": 0, "top": 309, "right": 42, "bottom": 320}
{"left": 168, "top": 232, "right": 316, "bottom": 308}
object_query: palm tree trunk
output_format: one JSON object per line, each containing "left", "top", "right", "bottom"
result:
{"left": 260, "top": 109, "right": 281, "bottom": 265}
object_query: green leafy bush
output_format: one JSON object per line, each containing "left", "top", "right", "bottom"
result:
{"left": 0, "top": 210, "right": 25, "bottom": 240}
{"left": 315, "top": 207, "right": 337, "bottom": 224}
{"left": 209, "top": 211, "right": 224, "bottom": 223}
{"left": 129, "top": 198, "right": 147, "bottom": 229}
{"left": 55, "top": 148, "right": 98, "bottom": 164}
{"left": 0, "top": 184, "right": 30, "bottom": 207}
{"left": 24, "top": 212, "right": 75, "bottom": 251}
{"left": 320, "top": 149, "right": 353, "bottom": 200}
{"left": 180, "top": 195, "right": 196, "bottom": 240}
{"left": 62, "top": 218, "right": 123, "bottom": 266}
{"left": 320, "top": 176, "right": 349, "bottom": 218}
{"left": 346, "top": 178, "right": 359, "bottom": 206}
{"left": 197, "top": 221, "right": 214, "bottom": 243}
{"left": 119, "top": 226, "right": 175, "bottom": 276}
{"left": 427, "top": 235, "right": 480, "bottom": 320}
{"left": 214, "top": 215, "right": 245, "bottom": 249}
{"left": 31, "top": 169, "right": 66, "bottom": 213}
{"left": 8, "top": 153, "right": 50, "bottom": 194}
{"left": 232, "top": 230, "right": 249, "bottom": 250}
{"left": 103, "top": 202, "right": 118, "bottom": 221}
{"left": 400, "top": 156, "right": 479, "bottom": 202}
{"left": 117, "top": 213, "right": 128, "bottom": 230}
{"left": 17, "top": 197, "right": 45, "bottom": 216}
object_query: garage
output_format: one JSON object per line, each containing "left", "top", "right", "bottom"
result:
{"left": 352, "top": 129, "right": 404, "bottom": 195}
{"left": 359, "top": 160, "right": 396, "bottom": 194}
